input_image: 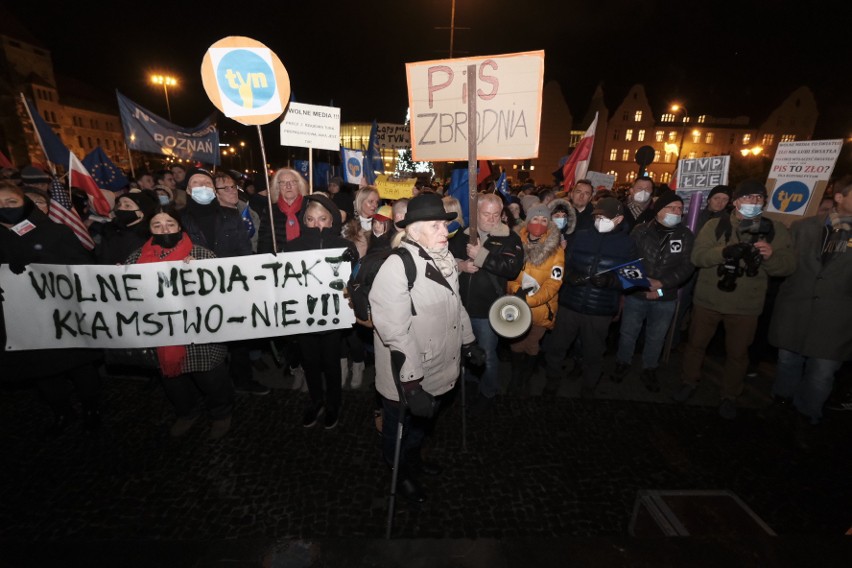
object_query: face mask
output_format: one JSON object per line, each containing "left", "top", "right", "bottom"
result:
{"left": 158, "top": 195, "right": 171, "bottom": 206}
{"left": 554, "top": 217, "right": 567, "bottom": 230}
{"left": 527, "top": 222, "right": 548, "bottom": 237}
{"left": 661, "top": 213, "right": 681, "bottom": 228}
{"left": 190, "top": 186, "right": 216, "bottom": 205}
{"left": 633, "top": 190, "right": 651, "bottom": 204}
{"left": 114, "top": 209, "right": 140, "bottom": 227}
{"left": 595, "top": 217, "right": 615, "bottom": 233}
{"left": 738, "top": 203, "right": 763, "bottom": 218}
{"left": 0, "top": 206, "right": 27, "bottom": 225}
{"left": 152, "top": 232, "right": 183, "bottom": 249}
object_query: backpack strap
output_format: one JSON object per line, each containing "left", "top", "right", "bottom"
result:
{"left": 392, "top": 247, "right": 418, "bottom": 316}
{"left": 715, "top": 214, "right": 733, "bottom": 243}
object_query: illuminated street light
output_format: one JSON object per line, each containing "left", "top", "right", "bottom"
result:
{"left": 150, "top": 74, "right": 178, "bottom": 122}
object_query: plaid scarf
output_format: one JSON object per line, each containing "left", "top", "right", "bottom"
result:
{"left": 822, "top": 208, "right": 852, "bottom": 260}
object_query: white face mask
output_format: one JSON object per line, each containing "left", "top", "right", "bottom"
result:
{"left": 554, "top": 217, "right": 567, "bottom": 230}
{"left": 661, "top": 213, "right": 682, "bottom": 228}
{"left": 190, "top": 186, "right": 216, "bottom": 205}
{"left": 633, "top": 190, "right": 651, "bottom": 204}
{"left": 595, "top": 217, "right": 615, "bottom": 233}
{"left": 738, "top": 203, "right": 763, "bottom": 218}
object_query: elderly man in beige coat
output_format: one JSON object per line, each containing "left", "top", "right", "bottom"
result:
{"left": 370, "top": 193, "right": 483, "bottom": 503}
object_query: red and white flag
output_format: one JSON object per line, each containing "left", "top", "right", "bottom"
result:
{"left": 562, "top": 112, "right": 598, "bottom": 192}
{"left": 69, "top": 153, "right": 111, "bottom": 216}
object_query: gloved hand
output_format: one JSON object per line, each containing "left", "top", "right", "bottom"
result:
{"left": 513, "top": 286, "right": 532, "bottom": 298}
{"left": 9, "top": 262, "right": 26, "bottom": 275}
{"left": 462, "top": 342, "right": 486, "bottom": 367}
{"left": 566, "top": 272, "right": 588, "bottom": 286}
{"left": 722, "top": 243, "right": 747, "bottom": 259}
{"left": 401, "top": 379, "right": 436, "bottom": 418}
{"left": 589, "top": 271, "right": 615, "bottom": 288}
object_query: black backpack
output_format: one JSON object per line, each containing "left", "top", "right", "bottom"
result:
{"left": 347, "top": 247, "right": 417, "bottom": 322}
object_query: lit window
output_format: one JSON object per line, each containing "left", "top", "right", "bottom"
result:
{"left": 781, "top": 134, "right": 796, "bottom": 142}
{"left": 655, "top": 131, "right": 664, "bottom": 142}
{"left": 608, "top": 171, "right": 618, "bottom": 184}
{"left": 609, "top": 148, "right": 618, "bottom": 161}
{"left": 705, "top": 132, "right": 714, "bottom": 144}
{"left": 662, "top": 172, "right": 671, "bottom": 183}
{"left": 625, "top": 129, "right": 633, "bottom": 141}
{"left": 664, "top": 153, "right": 672, "bottom": 163}
{"left": 654, "top": 150, "right": 661, "bottom": 162}
{"left": 634, "top": 110, "right": 643, "bottom": 122}
{"left": 638, "top": 130, "right": 646, "bottom": 141}
{"left": 668, "top": 131, "right": 677, "bottom": 142}
{"left": 697, "top": 115, "right": 706, "bottom": 124}
{"left": 661, "top": 113, "right": 674, "bottom": 122}
{"left": 622, "top": 149, "right": 630, "bottom": 161}
{"left": 688, "top": 151, "right": 697, "bottom": 159}
{"left": 762, "top": 134, "right": 775, "bottom": 146}
{"left": 742, "top": 133, "right": 752, "bottom": 144}
{"left": 692, "top": 132, "right": 701, "bottom": 143}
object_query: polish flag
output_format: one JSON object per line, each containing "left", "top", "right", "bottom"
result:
{"left": 69, "top": 153, "right": 111, "bottom": 216}
{"left": 562, "top": 112, "right": 598, "bottom": 192}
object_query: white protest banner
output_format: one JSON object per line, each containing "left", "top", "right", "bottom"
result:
{"left": 675, "top": 155, "right": 730, "bottom": 212}
{"left": 406, "top": 50, "right": 544, "bottom": 161}
{"left": 376, "top": 123, "right": 410, "bottom": 150}
{"left": 375, "top": 174, "right": 416, "bottom": 200}
{"left": 280, "top": 102, "right": 341, "bottom": 151}
{"left": 0, "top": 250, "right": 354, "bottom": 351}
{"left": 765, "top": 139, "right": 843, "bottom": 217}
{"left": 585, "top": 171, "right": 615, "bottom": 191}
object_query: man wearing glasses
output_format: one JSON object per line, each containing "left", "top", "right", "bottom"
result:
{"left": 673, "top": 180, "right": 795, "bottom": 419}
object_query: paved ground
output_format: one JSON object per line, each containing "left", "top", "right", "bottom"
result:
{"left": 1, "top": 345, "right": 851, "bottom": 567}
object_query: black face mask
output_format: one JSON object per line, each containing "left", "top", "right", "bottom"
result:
{"left": 0, "top": 206, "right": 27, "bottom": 225}
{"left": 114, "top": 209, "right": 141, "bottom": 227}
{"left": 152, "top": 232, "right": 183, "bottom": 249}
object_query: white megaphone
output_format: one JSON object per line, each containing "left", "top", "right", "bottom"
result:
{"left": 488, "top": 295, "right": 532, "bottom": 338}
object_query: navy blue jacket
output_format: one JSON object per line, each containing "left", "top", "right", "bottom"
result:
{"left": 560, "top": 223, "right": 636, "bottom": 316}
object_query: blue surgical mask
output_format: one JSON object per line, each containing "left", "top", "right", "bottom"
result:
{"left": 190, "top": 186, "right": 216, "bottom": 205}
{"left": 158, "top": 195, "right": 170, "bottom": 206}
{"left": 738, "top": 203, "right": 763, "bottom": 218}
{"left": 554, "top": 217, "right": 567, "bottom": 230}
{"left": 661, "top": 213, "right": 681, "bottom": 228}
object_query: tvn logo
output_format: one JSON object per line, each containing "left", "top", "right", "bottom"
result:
{"left": 217, "top": 49, "right": 275, "bottom": 110}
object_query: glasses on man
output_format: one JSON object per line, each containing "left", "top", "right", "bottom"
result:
{"left": 278, "top": 180, "right": 299, "bottom": 188}
{"left": 739, "top": 194, "right": 765, "bottom": 203}
{"left": 216, "top": 185, "right": 238, "bottom": 192}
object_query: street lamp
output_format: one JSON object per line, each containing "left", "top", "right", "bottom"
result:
{"left": 150, "top": 74, "right": 178, "bottom": 122}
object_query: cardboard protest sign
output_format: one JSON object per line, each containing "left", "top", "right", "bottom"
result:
{"left": 375, "top": 174, "right": 416, "bottom": 200}
{"left": 406, "top": 50, "right": 544, "bottom": 161}
{"left": 585, "top": 171, "right": 615, "bottom": 191}
{"left": 765, "top": 139, "right": 843, "bottom": 219}
{"left": 200, "top": 36, "right": 291, "bottom": 126}
{"left": 280, "top": 102, "right": 341, "bottom": 151}
{"left": 0, "top": 250, "right": 354, "bottom": 351}
{"left": 376, "top": 123, "right": 410, "bottom": 150}
{"left": 675, "top": 155, "right": 730, "bottom": 214}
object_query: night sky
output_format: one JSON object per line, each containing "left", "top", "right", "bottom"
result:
{"left": 7, "top": 1, "right": 852, "bottom": 164}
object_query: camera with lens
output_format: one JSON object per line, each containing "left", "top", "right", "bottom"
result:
{"left": 717, "top": 242, "right": 761, "bottom": 292}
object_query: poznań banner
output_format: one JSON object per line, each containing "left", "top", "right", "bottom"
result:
{"left": 0, "top": 250, "right": 353, "bottom": 350}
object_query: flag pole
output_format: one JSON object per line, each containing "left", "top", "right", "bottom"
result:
{"left": 257, "top": 125, "right": 277, "bottom": 253}
{"left": 308, "top": 145, "right": 313, "bottom": 194}
{"left": 20, "top": 93, "right": 57, "bottom": 177}
{"left": 126, "top": 148, "right": 136, "bottom": 180}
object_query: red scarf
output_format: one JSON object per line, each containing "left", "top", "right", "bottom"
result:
{"left": 137, "top": 234, "right": 194, "bottom": 377}
{"left": 277, "top": 194, "right": 303, "bottom": 242}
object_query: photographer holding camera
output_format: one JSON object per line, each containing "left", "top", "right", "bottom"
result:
{"left": 673, "top": 180, "right": 795, "bottom": 419}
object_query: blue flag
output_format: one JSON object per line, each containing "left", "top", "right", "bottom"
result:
{"left": 611, "top": 258, "right": 651, "bottom": 289}
{"left": 340, "top": 147, "right": 364, "bottom": 185}
{"left": 293, "top": 160, "right": 332, "bottom": 187}
{"left": 22, "top": 96, "right": 70, "bottom": 166}
{"left": 294, "top": 160, "right": 310, "bottom": 179}
{"left": 364, "top": 120, "right": 383, "bottom": 185}
{"left": 448, "top": 167, "right": 470, "bottom": 227}
{"left": 495, "top": 172, "right": 509, "bottom": 199}
{"left": 82, "top": 146, "right": 129, "bottom": 191}
{"left": 241, "top": 204, "right": 256, "bottom": 238}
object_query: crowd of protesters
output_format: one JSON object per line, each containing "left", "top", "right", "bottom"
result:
{"left": 2, "top": 160, "right": 852, "bottom": 501}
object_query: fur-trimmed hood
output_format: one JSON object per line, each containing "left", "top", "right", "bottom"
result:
{"left": 517, "top": 219, "right": 562, "bottom": 266}
{"left": 548, "top": 198, "right": 577, "bottom": 235}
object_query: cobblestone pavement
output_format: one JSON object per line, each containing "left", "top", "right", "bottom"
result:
{"left": 1, "top": 350, "right": 851, "bottom": 565}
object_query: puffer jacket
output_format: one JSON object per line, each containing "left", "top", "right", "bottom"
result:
{"left": 692, "top": 212, "right": 795, "bottom": 315}
{"left": 560, "top": 221, "right": 636, "bottom": 316}
{"left": 507, "top": 221, "right": 564, "bottom": 329}
{"left": 449, "top": 223, "right": 524, "bottom": 318}
{"left": 628, "top": 220, "right": 695, "bottom": 301}
{"left": 370, "top": 239, "right": 475, "bottom": 401}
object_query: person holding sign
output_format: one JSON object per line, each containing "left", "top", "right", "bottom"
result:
{"left": 125, "top": 205, "right": 235, "bottom": 440}
{"left": 285, "top": 194, "right": 359, "bottom": 429}
{"left": 0, "top": 181, "right": 103, "bottom": 437}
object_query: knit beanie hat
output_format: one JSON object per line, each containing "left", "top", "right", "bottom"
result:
{"left": 653, "top": 191, "right": 683, "bottom": 214}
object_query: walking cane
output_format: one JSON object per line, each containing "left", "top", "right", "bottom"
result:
{"left": 386, "top": 350, "right": 408, "bottom": 539}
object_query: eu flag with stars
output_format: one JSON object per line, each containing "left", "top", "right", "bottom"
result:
{"left": 612, "top": 258, "right": 651, "bottom": 289}
{"left": 82, "top": 146, "right": 129, "bottom": 191}
{"left": 241, "top": 204, "right": 256, "bottom": 238}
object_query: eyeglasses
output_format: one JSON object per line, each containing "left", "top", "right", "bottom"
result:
{"left": 278, "top": 180, "right": 299, "bottom": 188}
{"left": 216, "top": 185, "right": 238, "bottom": 192}
{"left": 739, "top": 194, "right": 765, "bottom": 203}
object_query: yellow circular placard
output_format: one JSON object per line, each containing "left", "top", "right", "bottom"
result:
{"left": 200, "top": 36, "right": 291, "bottom": 126}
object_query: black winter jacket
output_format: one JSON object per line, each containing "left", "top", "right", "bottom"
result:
{"left": 257, "top": 198, "right": 308, "bottom": 254}
{"left": 560, "top": 222, "right": 636, "bottom": 316}
{"left": 449, "top": 224, "right": 524, "bottom": 318}
{"left": 628, "top": 220, "right": 695, "bottom": 301}
{"left": 182, "top": 200, "right": 252, "bottom": 258}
